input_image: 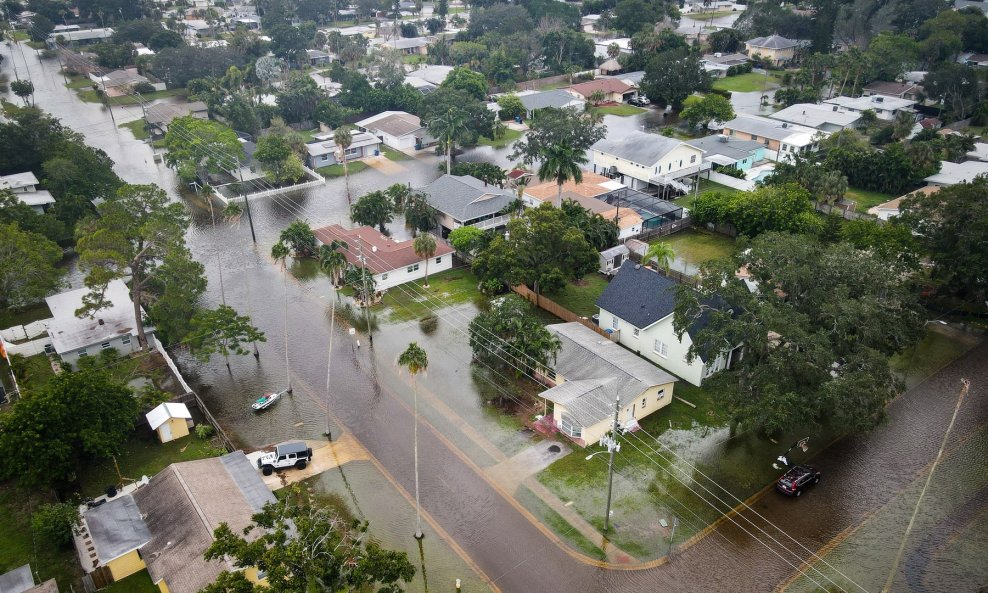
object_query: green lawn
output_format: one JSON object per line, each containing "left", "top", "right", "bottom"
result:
{"left": 76, "top": 88, "right": 185, "bottom": 105}
{"left": 12, "top": 31, "right": 29, "bottom": 41}
{"left": 673, "top": 178, "right": 743, "bottom": 208}
{"left": 376, "top": 267, "right": 485, "bottom": 323}
{"left": 119, "top": 119, "right": 150, "bottom": 140}
{"left": 77, "top": 430, "right": 224, "bottom": 498}
{"left": 101, "top": 570, "right": 159, "bottom": 593}
{"left": 594, "top": 104, "right": 646, "bottom": 117}
{"left": 477, "top": 127, "right": 523, "bottom": 149}
{"left": 0, "top": 482, "right": 81, "bottom": 592}
{"left": 8, "top": 353, "right": 56, "bottom": 396}
{"left": 64, "top": 76, "right": 94, "bottom": 90}
{"left": 516, "top": 485, "right": 606, "bottom": 560}
{"left": 549, "top": 275, "right": 610, "bottom": 318}
{"left": 0, "top": 301, "right": 51, "bottom": 329}
{"left": 712, "top": 72, "right": 782, "bottom": 93}
{"left": 26, "top": 40, "right": 46, "bottom": 50}
{"left": 299, "top": 128, "right": 322, "bottom": 142}
{"left": 658, "top": 229, "right": 737, "bottom": 268}
{"left": 317, "top": 160, "right": 370, "bottom": 178}
{"left": 845, "top": 186, "right": 896, "bottom": 210}
{"left": 381, "top": 146, "right": 410, "bottom": 161}
{"left": 402, "top": 54, "right": 427, "bottom": 65}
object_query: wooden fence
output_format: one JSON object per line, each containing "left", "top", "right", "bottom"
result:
{"left": 635, "top": 216, "right": 693, "bottom": 241}
{"left": 510, "top": 285, "right": 612, "bottom": 339}
{"left": 172, "top": 391, "right": 237, "bottom": 453}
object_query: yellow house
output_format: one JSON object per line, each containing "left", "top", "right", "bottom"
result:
{"left": 145, "top": 402, "right": 193, "bottom": 443}
{"left": 743, "top": 34, "right": 806, "bottom": 66}
{"left": 540, "top": 323, "right": 678, "bottom": 446}
{"left": 77, "top": 452, "right": 276, "bottom": 593}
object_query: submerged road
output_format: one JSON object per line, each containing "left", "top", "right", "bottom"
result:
{"left": 4, "top": 41, "right": 987, "bottom": 593}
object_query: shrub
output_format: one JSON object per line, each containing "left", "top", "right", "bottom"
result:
{"left": 32, "top": 503, "right": 81, "bottom": 548}
{"left": 195, "top": 423, "right": 215, "bottom": 439}
{"left": 132, "top": 81, "right": 156, "bottom": 94}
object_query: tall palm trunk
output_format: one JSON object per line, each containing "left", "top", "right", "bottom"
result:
{"left": 556, "top": 181, "right": 563, "bottom": 208}
{"left": 446, "top": 135, "right": 452, "bottom": 175}
{"left": 413, "top": 375, "right": 423, "bottom": 539}
{"left": 342, "top": 153, "right": 351, "bottom": 204}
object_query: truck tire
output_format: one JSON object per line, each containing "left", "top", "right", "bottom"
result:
{"left": 295, "top": 460, "right": 307, "bottom": 470}
{"left": 262, "top": 465, "right": 274, "bottom": 476}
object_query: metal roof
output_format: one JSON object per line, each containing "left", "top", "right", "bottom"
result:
{"left": 517, "top": 90, "right": 582, "bottom": 112}
{"left": 591, "top": 131, "right": 699, "bottom": 167}
{"left": 0, "top": 172, "right": 39, "bottom": 191}
{"left": 416, "top": 174, "right": 515, "bottom": 223}
{"left": 85, "top": 495, "right": 152, "bottom": 563}
{"left": 689, "top": 135, "right": 765, "bottom": 162}
{"left": 769, "top": 103, "right": 861, "bottom": 130}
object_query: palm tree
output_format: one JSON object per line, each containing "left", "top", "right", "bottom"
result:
{"left": 538, "top": 142, "right": 588, "bottom": 208}
{"left": 815, "top": 170, "right": 848, "bottom": 205}
{"left": 412, "top": 233, "right": 437, "bottom": 288}
{"left": 317, "top": 242, "right": 348, "bottom": 286}
{"left": 644, "top": 242, "right": 675, "bottom": 272}
{"left": 334, "top": 125, "right": 354, "bottom": 203}
{"left": 428, "top": 108, "right": 468, "bottom": 175}
{"left": 271, "top": 242, "right": 293, "bottom": 393}
{"left": 892, "top": 110, "right": 916, "bottom": 141}
{"left": 398, "top": 342, "right": 429, "bottom": 540}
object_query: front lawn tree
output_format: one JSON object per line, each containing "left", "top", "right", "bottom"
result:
{"left": 412, "top": 233, "right": 437, "bottom": 287}
{"left": 351, "top": 190, "right": 395, "bottom": 232}
{"left": 334, "top": 125, "right": 354, "bottom": 203}
{"left": 641, "top": 49, "right": 709, "bottom": 109}
{"left": 468, "top": 294, "right": 562, "bottom": 376}
{"left": 427, "top": 107, "right": 469, "bottom": 175}
{"left": 680, "top": 94, "right": 735, "bottom": 130}
{"left": 509, "top": 107, "right": 606, "bottom": 167}
{"left": 188, "top": 304, "right": 267, "bottom": 367}
{"left": 0, "top": 369, "right": 138, "bottom": 490}
{"left": 201, "top": 488, "right": 416, "bottom": 593}
{"left": 76, "top": 184, "right": 190, "bottom": 350}
{"left": 276, "top": 220, "right": 318, "bottom": 257}
{"left": 254, "top": 134, "right": 304, "bottom": 183}
{"left": 10, "top": 80, "right": 35, "bottom": 106}
{"left": 163, "top": 117, "right": 245, "bottom": 182}
{"left": 674, "top": 232, "right": 924, "bottom": 436}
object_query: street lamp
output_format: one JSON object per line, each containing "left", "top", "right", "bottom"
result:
{"left": 586, "top": 397, "right": 621, "bottom": 532}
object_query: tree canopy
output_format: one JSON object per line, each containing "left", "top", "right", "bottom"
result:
{"left": 164, "top": 117, "right": 245, "bottom": 182}
{"left": 0, "top": 222, "right": 63, "bottom": 309}
{"left": 509, "top": 107, "right": 606, "bottom": 167}
{"left": 468, "top": 294, "right": 562, "bottom": 376}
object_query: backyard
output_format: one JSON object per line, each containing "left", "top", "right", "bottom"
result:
{"left": 673, "top": 178, "right": 742, "bottom": 207}
{"left": 655, "top": 229, "right": 737, "bottom": 275}
{"left": 477, "top": 127, "right": 523, "bottom": 149}
{"left": 845, "top": 186, "right": 896, "bottom": 210}
{"left": 712, "top": 72, "right": 783, "bottom": 93}
{"left": 549, "top": 275, "right": 610, "bottom": 318}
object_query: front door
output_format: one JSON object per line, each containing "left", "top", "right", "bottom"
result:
{"left": 160, "top": 422, "right": 172, "bottom": 442}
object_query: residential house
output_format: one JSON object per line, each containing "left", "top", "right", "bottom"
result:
{"left": 717, "top": 114, "right": 826, "bottom": 162}
{"left": 954, "top": 0, "right": 988, "bottom": 16}
{"left": 769, "top": 103, "right": 861, "bottom": 132}
{"left": 145, "top": 101, "right": 208, "bottom": 135}
{"left": 581, "top": 14, "right": 602, "bottom": 33}
{"left": 522, "top": 171, "right": 643, "bottom": 239}
{"left": 232, "top": 16, "right": 260, "bottom": 30}
{"left": 540, "top": 322, "right": 678, "bottom": 445}
{"left": 966, "top": 142, "right": 988, "bottom": 162}
{"left": 76, "top": 452, "right": 275, "bottom": 592}
{"left": 356, "top": 111, "right": 432, "bottom": 150}
{"left": 613, "top": 70, "right": 646, "bottom": 89}
{"left": 380, "top": 37, "right": 430, "bottom": 55}
{"left": 959, "top": 52, "right": 988, "bottom": 68}
{"left": 45, "top": 279, "right": 146, "bottom": 367}
{"left": 743, "top": 34, "right": 807, "bottom": 66}
{"left": 688, "top": 135, "right": 766, "bottom": 172}
{"left": 304, "top": 131, "right": 381, "bottom": 169}
{"left": 89, "top": 69, "right": 164, "bottom": 91}
{"left": 593, "top": 38, "right": 632, "bottom": 59}
{"left": 322, "top": 25, "right": 376, "bottom": 38}
{"left": 404, "top": 65, "right": 453, "bottom": 94}
{"left": 46, "top": 27, "right": 113, "bottom": 48}
{"left": 700, "top": 53, "right": 749, "bottom": 77}
{"left": 145, "top": 402, "right": 193, "bottom": 443}
{"left": 0, "top": 565, "right": 58, "bottom": 593}
{"left": 0, "top": 172, "right": 55, "bottom": 213}
{"left": 822, "top": 95, "right": 917, "bottom": 122}
{"left": 589, "top": 130, "right": 706, "bottom": 193}
{"left": 566, "top": 78, "right": 636, "bottom": 103}
{"left": 306, "top": 49, "right": 333, "bottom": 66}
{"left": 313, "top": 225, "right": 454, "bottom": 290}
{"left": 511, "top": 90, "right": 585, "bottom": 119}
{"left": 182, "top": 19, "right": 214, "bottom": 38}
{"left": 862, "top": 81, "right": 924, "bottom": 101}
{"left": 924, "top": 160, "right": 988, "bottom": 187}
{"left": 596, "top": 261, "right": 741, "bottom": 386}
{"left": 598, "top": 58, "right": 623, "bottom": 75}
{"left": 415, "top": 174, "right": 516, "bottom": 236}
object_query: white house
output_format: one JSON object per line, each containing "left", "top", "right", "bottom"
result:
{"left": 717, "top": 114, "right": 826, "bottom": 163}
{"left": 596, "top": 261, "right": 741, "bottom": 386}
{"left": 540, "top": 322, "right": 678, "bottom": 446}
{"left": 0, "top": 171, "right": 55, "bottom": 213}
{"left": 769, "top": 103, "right": 861, "bottom": 132}
{"left": 355, "top": 111, "right": 432, "bottom": 150}
{"left": 313, "top": 225, "right": 454, "bottom": 290}
{"left": 590, "top": 130, "right": 707, "bottom": 194}
{"left": 924, "top": 160, "right": 988, "bottom": 187}
{"left": 304, "top": 131, "right": 381, "bottom": 169}
{"left": 45, "top": 279, "right": 147, "bottom": 367}
{"left": 822, "top": 95, "right": 917, "bottom": 122}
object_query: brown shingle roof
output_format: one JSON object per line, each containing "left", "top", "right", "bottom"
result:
{"left": 567, "top": 78, "right": 633, "bottom": 98}
{"left": 313, "top": 225, "right": 454, "bottom": 275}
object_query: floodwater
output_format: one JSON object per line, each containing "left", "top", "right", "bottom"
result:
{"left": 5, "top": 43, "right": 988, "bottom": 593}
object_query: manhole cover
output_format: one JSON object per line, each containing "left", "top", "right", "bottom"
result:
{"left": 548, "top": 445, "right": 561, "bottom": 453}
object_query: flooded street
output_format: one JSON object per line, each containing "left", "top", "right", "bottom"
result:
{"left": 4, "top": 43, "right": 988, "bottom": 593}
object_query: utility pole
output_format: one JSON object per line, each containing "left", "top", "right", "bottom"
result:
{"left": 324, "top": 292, "right": 336, "bottom": 439}
{"left": 667, "top": 516, "right": 678, "bottom": 556}
{"left": 357, "top": 238, "right": 373, "bottom": 346}
{"left": 881, "top": 378, "right": 971, "bottom": 593}
{"left": 604, "top": 396, "right": 620, "bottom": 532}
{"left": 237, "top": 162, "right": 257, "bottom": 243}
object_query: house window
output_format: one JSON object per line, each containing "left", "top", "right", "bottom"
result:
{"left": 653, "top": 339, "right": 668, "bottom": 358}
{"left": 122, "top": 335, "right": 131, "bottom": 345}
{"left": 407, "top": 263, "right": 420, "bottom": 273}
{"left": 435, "top": 256, "right": 442, "bottom": 264}
{"left": 78, "top": 349, "right": 88, "bottom": 357}
{"left": 781, "top": 143, "right": 788, "bottom": 152}
{"left": 763, "top": 139, "right": 770, "bottom": 146}
{"left": 559, "top": 415, "right": 582, "bottom": 438}
{"left": 632, "top": 328, "right": 640, "bottom": 338}
{"left": 344, "top": 147, "right": 360, "bottom": 158}
{"left": 690, "top": 155, "right": 696, "bottom": 163}
{"left": 667, "top": 163, "right": 672, "bottom": 171}
{"left": 101, "top": 341, "right": 112, "bottom": 349}
{"left": 641, "top": 397, "right": 646, "bottom": 409}
{"left": 751, "top": 135, "right": 758, "bottom": 142}
{"left": 611, "top": 316, "right": 619, "bottom": 330}
{"left": 658, "top": 389, "right": 665, "bottom": 398}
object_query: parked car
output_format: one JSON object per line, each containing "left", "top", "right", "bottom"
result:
{"left": 775, "top": 464, "right": 821, "bottom": 497}
{"left": 630, "top": 95, "right": 651, "bottom": 106}
{"left": 257, "top": 441, "right": 313, "bottom": 476}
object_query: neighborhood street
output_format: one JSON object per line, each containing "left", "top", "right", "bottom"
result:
{"left": 4, "top": 41, "right": 987, "bottom": 593}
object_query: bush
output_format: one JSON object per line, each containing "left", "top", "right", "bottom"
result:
{"left": 132, "top": 81, "right": 156, "bottom": 94}
{"left": 195, "top": 423, "right": 215, "bottom": 439}
{"left": 32, "top": 503, "right": 81, "bottom": 548}
{"left": 714, "top": 165, "right": 746, "bottom": 179}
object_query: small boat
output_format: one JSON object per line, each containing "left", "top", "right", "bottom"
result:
{"left": 251, "top": 391, "right": 282, "bottom": 412}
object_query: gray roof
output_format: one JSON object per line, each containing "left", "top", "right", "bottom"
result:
{"left": 746, "top": 34, "right": 803, "bottom": 50}
{"left": 591, "top": 131, "right": 698, "bottom": 167}
{"left": 416, "top": 174, "right": 515, "bottom": 223}
{"left": 518, "top": 90, "right": 581, "bottom": 112}
{"left": 701, "top": 53, "right": 749, "bottom": 65}
{"left": 769, "top": 103, "right": 861, "bottom": 130}
{"left": 357, "top": 111, "right": 423, "bottom": 138}
{"left": 689, "top": 135, "right": 764, "bottom": 162}
{"left": 596, "top": 261, "right": 722, "bottom": 338}
{"left": 542, "top": 322, "right": 677, "bottom": 428}
{"left": 601, "top": 244, "right": 630, "bottom": 259}
{"left": 85, "top": 495, "right": 152, "bottom": 562}
{"left": 0, "top": 565, "right": 35, "bottom": 593}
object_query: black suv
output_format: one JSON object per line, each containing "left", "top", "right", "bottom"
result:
{"left": 775, "top": 464, "right": 821, "bottom": 497}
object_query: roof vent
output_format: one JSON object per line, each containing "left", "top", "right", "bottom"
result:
{"left": 781, "top": 122, "right": 788, "bottom": 128}
{"left": 635, "top": 264, "right": 641, "bottom": 270}
{"left": 98, "top": 319, "right": 105, "bottom": 326}
{"left": 372, "top": 245, "right": 377, "bottom": 252}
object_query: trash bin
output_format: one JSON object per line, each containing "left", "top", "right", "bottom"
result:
{"left": 514, "top": 115, "right": 522, "bottom": 124}
{"left": 374, "top": 149, "right": 380, "bottom": 156}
